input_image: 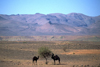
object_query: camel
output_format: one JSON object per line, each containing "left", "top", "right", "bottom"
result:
{"left": 51, "top": 53, "right": 60, "bottom": 65}
{"left": 32, "top": 56, "right": 39, "bottom": 65}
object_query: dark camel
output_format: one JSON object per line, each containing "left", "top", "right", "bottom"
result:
{"left": 32, "top": 56, "right": 39, "bottom": 65}
{"left": 51, "top": 53, "right": 60, "bottom": 65}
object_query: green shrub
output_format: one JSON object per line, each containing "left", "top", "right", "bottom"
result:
{"left": 38, "top": 46, "right": 52, "bottom": 64}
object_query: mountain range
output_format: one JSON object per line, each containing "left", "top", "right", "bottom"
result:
{"left": 0, "top": 13, "right": 100, "bottom": 36}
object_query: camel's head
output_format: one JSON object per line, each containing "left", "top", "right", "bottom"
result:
{"left": 52, "top": 53, "right": 54, "bottom": 56}
{"left": 51, "top": 53, "right": 54, "bottom": 59}
{"left": 38, "top": 56, "right": 39, "bottom": 59}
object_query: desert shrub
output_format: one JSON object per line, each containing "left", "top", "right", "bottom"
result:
{"left": 63, "top": 44, "right": 70, "bottom": 52}
{"left": 73, "top": 53, "right": 75, "bottom": 54}
{"left": 38, "top": 46, "right": 52, "bottom": 64}
{"left": 63, "top": 47, "right": 67, "bottom": 52}
{"left": 23, "top": 42, "right": 27, "bottom": 43}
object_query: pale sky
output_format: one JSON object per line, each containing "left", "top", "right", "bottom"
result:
{"left": 0, "top": 0, "right": 100, "bottom": 16}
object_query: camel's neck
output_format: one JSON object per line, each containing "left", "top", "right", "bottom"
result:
{"left": 37, "top": 56, "right": 39, "bottom": 59}
{"left": 51, "top": 55, "right": 54, "bottom": 59}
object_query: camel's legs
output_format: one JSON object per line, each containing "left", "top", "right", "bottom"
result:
{"left": 54, "top": 60, "right": 56, "bottom": 65}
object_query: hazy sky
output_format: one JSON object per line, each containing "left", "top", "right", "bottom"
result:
{"left": 0, "top": 0, "right": 100, "bottom": 16}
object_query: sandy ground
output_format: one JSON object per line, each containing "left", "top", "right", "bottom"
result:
{"left": 0, "top": 41, "right": 100, "bottom": 67}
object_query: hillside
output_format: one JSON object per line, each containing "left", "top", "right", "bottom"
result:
{"left": 0, "top": 13, "right": 100, "bottom": 36}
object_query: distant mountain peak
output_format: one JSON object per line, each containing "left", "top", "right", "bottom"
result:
{"left": 67, "top": 13, "right": 85, "bottom": 16}
{"left": 35, "top": 13, "right": 41, "bottom": 14}
{"left": 35, "top": 13, "right": 45, "bottom": 15}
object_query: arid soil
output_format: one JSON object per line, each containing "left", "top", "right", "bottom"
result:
{"left": 0, "top": 41, "right": 100, "bottom": 67}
